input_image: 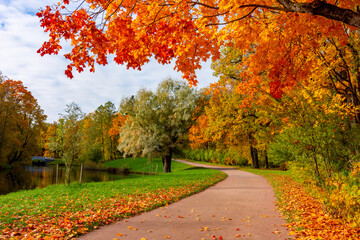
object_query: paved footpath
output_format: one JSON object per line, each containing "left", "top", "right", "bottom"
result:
{"left": 79, "top": 160, "right": 291, "bottom": 240}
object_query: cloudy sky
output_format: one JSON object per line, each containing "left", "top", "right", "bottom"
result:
{"left": 0, "top": 0, "right": 217, "bottom": 122}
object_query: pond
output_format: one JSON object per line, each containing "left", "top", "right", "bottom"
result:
{"left": 0, "top": 165, "right": 131, "bottom": 195}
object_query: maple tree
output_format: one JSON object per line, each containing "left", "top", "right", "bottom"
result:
{"left": 35, "top": 0, "right": 360, "bottom": 230}
{"left": 37, "top": 0, "right": 360, "bottom": 86}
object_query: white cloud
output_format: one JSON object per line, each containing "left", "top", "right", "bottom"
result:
{"left": 0, "top": 1, "right": 217, "bottom": 122}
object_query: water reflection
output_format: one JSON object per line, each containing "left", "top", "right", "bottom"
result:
{"left": 0, "top": 165, "right": 129, "bottom": 195}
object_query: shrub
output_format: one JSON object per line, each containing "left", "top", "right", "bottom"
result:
{"left": 184, "top": 148, "right": 249, "bottom": 167}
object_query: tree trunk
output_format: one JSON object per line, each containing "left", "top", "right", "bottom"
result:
{"left": 264, "top": 150, "right": 269, "bottom": 169}
{"left": 250, "top": 145, "right": 260, "bottom": 168}
{"left": 65, "top": 166, "right": 71, "bottom": 185}
{"left": 162, "top": 154, "right": 172, "bottom": 173}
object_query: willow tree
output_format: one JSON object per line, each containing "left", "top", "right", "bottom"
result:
{"left": 119, "top": 78, "right": 203, "bottom": 173}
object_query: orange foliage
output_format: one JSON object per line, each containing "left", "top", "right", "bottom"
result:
{"left": 272, "top": 175, "right": 360, "bottom": 239}
{"left": 188, "top": 114, "right": 209, "bottom": 149}
{"left": 109, "top": 113, "right": 127, "bottom": 141}
{"left": 37, "top": 1, "right": 359, "bottom": 89}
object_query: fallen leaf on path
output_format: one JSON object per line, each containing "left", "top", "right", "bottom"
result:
{"left": 272, "top": 229, "right": 280, "bottom": 234}
{"left": 235, "top": 234, "right": 245, "bottom": 237}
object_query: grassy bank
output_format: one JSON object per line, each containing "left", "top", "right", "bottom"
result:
{"left": 0, "top": 158, "right": 226, "bottom": 239}
{"left": 105, "top": 157, "right": 188, "bottom": 173}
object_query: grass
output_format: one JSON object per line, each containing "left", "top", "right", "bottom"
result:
{"left": 105, "top": 157, "right": 189, "bottom": 173}
{"left": 47, "top": 159, "right": 65, "bottom": 165}
{"left": 0, "top": 158, "right": 226, "bottom": 239}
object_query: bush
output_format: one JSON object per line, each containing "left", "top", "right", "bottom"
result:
{"left": 321, "top": 163, "right": 360, "bottom": 226}
{"left": 81, "top": 146, "right": 103, "bottom": 163}
{"left": 279, "top": 162, "right": 288, "bottom": 171}
{"left": 184, "top": 148, "right": 249, "bottom": 167}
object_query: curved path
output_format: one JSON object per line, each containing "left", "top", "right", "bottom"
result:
{"left": 79, "top": 160, "right": 291, "bottom": 240}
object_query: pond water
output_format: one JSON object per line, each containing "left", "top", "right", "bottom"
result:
{"left": 0, "top": 165, "right": 130, "bottom": 195}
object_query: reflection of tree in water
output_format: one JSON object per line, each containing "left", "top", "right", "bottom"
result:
{"left": 0, "top": 165, "right": 129, "bottom": 195}
{"left": 0, "top": 167, "right": 37, "bottom": 195}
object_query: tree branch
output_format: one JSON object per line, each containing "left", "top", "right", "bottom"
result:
{"left": 276, "top": 0, "right": 360, "bottom": 28}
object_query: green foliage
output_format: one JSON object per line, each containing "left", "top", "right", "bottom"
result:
{"left": 183, "top": 148, "right": 248, "bottom": 166}
{"left": 83, "top": 101, "right": 118, "bottom": 162}
{"left": 269, "top": 121, "right": 360, "bottom": 182}
{"left": 59, "top": 102, "right": 85, "bottom": 185}
{"left": 81, "top": 145, "right": 103, "bottom": 163}
{"left": 119, "top": 78, "right": 203, "bottom": 172}
{"left": 322, "top": 164, "right": 360, "bottom": 226}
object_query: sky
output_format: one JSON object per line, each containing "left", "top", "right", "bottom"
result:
{"left": 0, "top": 0, "right": 217, "bottom": 122}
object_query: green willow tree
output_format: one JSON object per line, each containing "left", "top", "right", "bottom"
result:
{"left": 119, "top": 78, "right": 203, "bottom": 173}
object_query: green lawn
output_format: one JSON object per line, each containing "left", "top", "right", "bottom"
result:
{"left": 105, "top": 157, "right": 189, "bottom": 173}
{"left": 0, "top": 158, "right": 226, "bottom": 239}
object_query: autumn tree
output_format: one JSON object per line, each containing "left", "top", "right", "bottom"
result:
{"left": 119, "top": 78, "right": 203, "bottom": 173}
{"left": 37, "top": 1, "right": 360, "bottom": 171}
{"left": 37, "top": 1, "right": 359, "bottom": 86}
{"left": 188, "top": 47, "right": 277, "bottom": 168}
{"left": 108, "top": 113, "right": 127, "bottom": 144}
{"left": 44, "top": 122, "right": 61, "bottom": 158}
{"left": 0, "top": 74, "right": 46, "bottom": 168}
{"left": 60, "top": 102, "right": 84, "bottom": 185}
{"left": 81, "top": 101, "right": 119, "bottom": 162}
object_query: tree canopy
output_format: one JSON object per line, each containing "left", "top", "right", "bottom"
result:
{"left": 118, "top": 78, "right": 203, "bottom": 172}
{"left": 37, "top": 1, "right": 359, "bottom": 85}
{"left": 0, "top": 74, "right": 46, "bottom": 167}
